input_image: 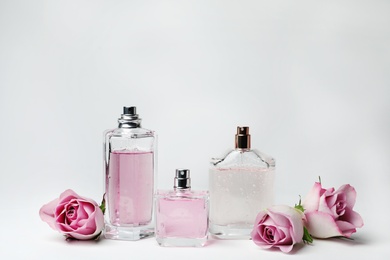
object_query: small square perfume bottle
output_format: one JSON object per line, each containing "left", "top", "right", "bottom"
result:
{"left": 155, "top": 169, "right": 209, "bottom": 247}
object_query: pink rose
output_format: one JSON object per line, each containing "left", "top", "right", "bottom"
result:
{"left": 251, "top": 205, "right": 304, "bottom": 253}
{"left": 39, "top": 189, "right": 104, "bottom": 240}
{"left": 302, "top": 182, "right": 364, "bottom": 238}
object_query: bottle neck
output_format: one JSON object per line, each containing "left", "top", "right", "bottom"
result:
{"left": 174, "top": 187, "right": 191, "bottom": 192}
{"left": 118, "top": 120, "right": 141, "bottom": 128}
{"left": 118, "top": 115, "right": 141, "bottom": 128}
{"left": 236, "top": 147, "right": 251, "bottom": 152}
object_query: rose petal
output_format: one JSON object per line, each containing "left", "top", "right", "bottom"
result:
{"left": 335, "top": 220, "right": 357, "bottom": 237}
{"left": 267, "top": 210, "right": 290, "bottom": 228}
{"left": 55, "top": 209, "right": 67, "bottom": 225}
{"left": 69, "top": 210, "right": 104, "bottom": 240}
{"left": 318, "top": 189, "right": 337, "bottom": 216}
{"left": 85, "top": 214, "right": 99, "bottom": 230}
{"left": 69, "top": 227, "right": 97, "bottom": 238}
{"left": 275, "top": 226, "right": 289, "bottom": 243}
{"left": 69, "top": 220, "right": 79, "bottom": 229}
{"left": 260, "top": 225, "right": 277, "bottom": 243}
{"left": 325, "top": 192, "right": 338, "bottom": 207}
{"left": 331, "top": 195, "right": 347, "bottom": 217}
{"left": 305, "top": 211, "right": 343, "bottom": 238}
{"left": 252, "top": 214, "right": 272, "bottom": 247}
{"left": 57, "top": 222, "right": 74, "bottom": 232}
{"left": 340, "top": 208, "right": 364, "bottom": 228}
{"left": 302, "top": 182, "right": 323, "bottom": 212}
{"left": 57, "top": 196, "right": 78, "bottom": 209}
{"left": 253, "top": 211, "right": 267, "bottom": 225}
{"left": 77, "top": 219, "right": 88, "bottom": 227}
{"left": 79, "top": 201, "right": 95, "bottom": 216}
{"left": 76, "top": 203, "right": 89, "bottom": 220}
{"left": 82, "top": 201, "right": 95, "bottom": 215}
{"left": 336, "top": 184, "right": 357, "bottom": 208}
{"left": 55, "top": 203, "right": 66, "bottom": 218}
{"left": 251, "top": 228, "right": 265, "bottom": 246}
{"left": 272, "top": 226, "right": 285, "bottom": 242}
{"left": 278, "top": 244, "right": 294, "bottom": 253}
{"left": 58, "top": 189, "right": 80, "bottom": 201}
{"left": 269, "top": 205, "right": 304, "bottom": 243}
{"left": 65, "top": 205, "right": 78, "bottom": 222}
{"left": 39, "top": 198, "right": 59, "bottom": 230}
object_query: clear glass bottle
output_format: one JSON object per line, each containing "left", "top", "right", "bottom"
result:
{"left": 209, "top": 126, "right": 275, "bottom": 239}
{"left": 103, "top": 106, "right": 157, "bottom": 240}
{"left": 155, "top": 169, "right": 209, "bottom": 247}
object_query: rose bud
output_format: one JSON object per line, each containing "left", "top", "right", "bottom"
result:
{"left": 39, "top": 189, "right": 104, "bottom": 240}
{"left": 251, "top": 205, "right": 304, "bottom": 253}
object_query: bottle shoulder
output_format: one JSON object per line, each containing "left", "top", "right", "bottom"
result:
{"left": 211, "top": 149, "right": 275, "bottom": 169}
{"left": 105, "top": 127, "right": 156, "bottom": 139}
{"left": 156, "top": 189, "right": 209, "bottom": 200}
{"left": 104, "top": 127, "right": 156, "bottom": 152}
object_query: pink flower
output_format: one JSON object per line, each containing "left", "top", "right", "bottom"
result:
{"left": 39, "top": 189, "right": 104, "bottom": 240}
{"left": 302, "top": 182, "right": 364, "bottom": 238}
{"left": 251, "top": 205, "right": 304, "bottom": 253}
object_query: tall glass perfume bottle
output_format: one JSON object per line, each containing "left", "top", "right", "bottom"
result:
{"left": 103, "top": 106, "right": 157, "bottom": 240}
{"left": 209, "top": 126, "right": 275, "bottom": 239}
{"left": 155, "top": 169, "right": 209, "bottom": 247}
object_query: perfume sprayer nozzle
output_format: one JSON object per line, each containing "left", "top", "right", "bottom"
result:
{"left": 235, "top": 126, "right": 251, "bottom": 149}
{"left": 123, "top": 106, "right": 136, "bottom": 115}
{"left": 174, "top": 169, "right": 191, "bottom": 189}
{"left": 118, "top": 106, "right": 141, "bottom": 128}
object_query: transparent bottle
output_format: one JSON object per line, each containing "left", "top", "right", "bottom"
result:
{"left": 103, "top": 106, "right": 157, "bottom": 240}
{"left": 155, "top": 169, "right": 209, "bottom": 247}
{"left": 209, "top": 126, "right": 275, "bottom": 239}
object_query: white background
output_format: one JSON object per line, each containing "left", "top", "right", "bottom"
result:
{"left": 1, "top": 0, "right": 389, "bottom": 259}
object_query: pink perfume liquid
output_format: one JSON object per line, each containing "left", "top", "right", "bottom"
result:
{"left": 156, "top": 192, "right": 208, "bottom": 239}
{"left": 107, "top": 150, "right": 154, "bottom": 226}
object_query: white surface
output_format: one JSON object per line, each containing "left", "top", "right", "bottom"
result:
{"left": 1, "top": 0, "right": 389, "bottom": 258}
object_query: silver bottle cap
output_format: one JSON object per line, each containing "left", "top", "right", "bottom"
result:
{"left": 174, "top": 169, "right": 191, "bottom": 190}
{"left": 118, "top": 106, "right": 141, "bottom": 128}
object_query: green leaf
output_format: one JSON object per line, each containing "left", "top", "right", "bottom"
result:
{"left": 294, "top": 195, "right": 305, "bottom": 213}
{"left": 295, "top": 204, "right": 304, "bottom": 213}
{"left": 100, "top": 194, "right": 106, "bottom": 214}
{"left": 302, "top": 227, "right": 313, "bottom": 244}
{"left": 294, "top": 196, "right": 313, "bottom": 243}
